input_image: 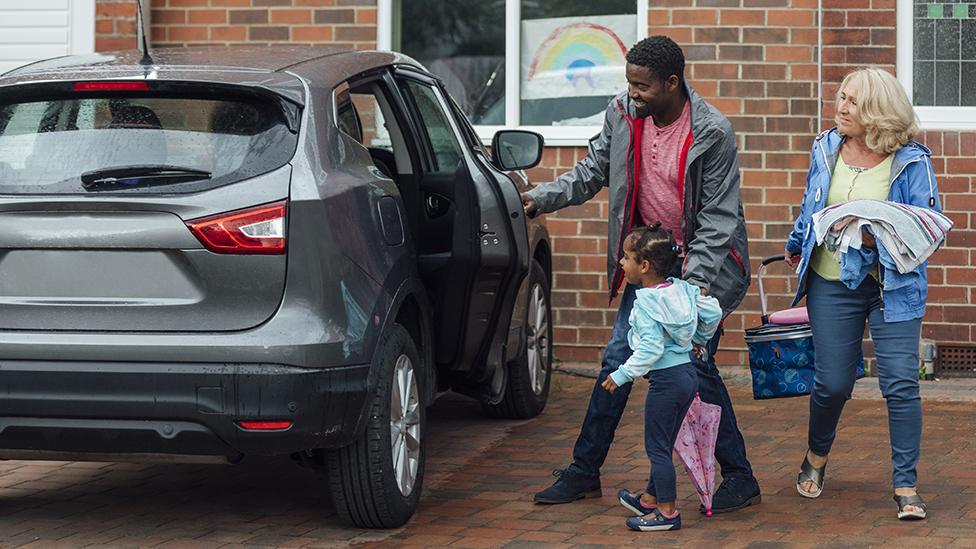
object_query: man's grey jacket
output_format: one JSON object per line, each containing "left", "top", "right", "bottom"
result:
{"left": 526, "top": 83, "right": 750, "bottom": 316}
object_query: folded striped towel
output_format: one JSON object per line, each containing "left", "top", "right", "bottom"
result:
{"left": 812, "top": 199, "right": 952, "bottom": 274}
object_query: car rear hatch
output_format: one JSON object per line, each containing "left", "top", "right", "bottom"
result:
{"left": 0, "top": 79, "right": 302, "bottom": 331}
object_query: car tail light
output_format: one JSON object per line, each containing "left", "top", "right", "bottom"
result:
{"left": 186, "top": 200, "right": 287, "bottom": 255}
{"left": 237, "top": 420, "right": 292, "bottom": 431}
{"left": 73, "top": 81, "right": 150, "bottom": 92}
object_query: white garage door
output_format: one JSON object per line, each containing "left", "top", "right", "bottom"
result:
{"left": 0, "top": 0, "right": 95, "bottom": 74}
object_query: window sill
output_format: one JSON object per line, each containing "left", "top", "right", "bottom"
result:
{"left": 915, "top": 107, "right": 976, "bottom": 131}
{"left": 474, "top": 125, "right": 597, "bottom": 148}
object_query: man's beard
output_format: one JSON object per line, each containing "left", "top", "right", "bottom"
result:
{"left": 634, "top": 101, "right": 653, "bottom": 119}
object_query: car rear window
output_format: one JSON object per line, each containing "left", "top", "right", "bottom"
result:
{"left": 0, "top": 91, "right": 299, "bottom": 194}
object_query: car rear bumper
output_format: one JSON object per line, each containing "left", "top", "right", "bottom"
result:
{"left": 0, "top": 361, "right": 370, "bottom": 458}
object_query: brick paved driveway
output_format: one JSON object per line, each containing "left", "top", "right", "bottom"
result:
{"left": 1, "top": 371, "right": 973, "bottom": 548}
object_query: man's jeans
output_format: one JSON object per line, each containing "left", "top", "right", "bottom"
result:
{"left": 565, "top": 283, "right": 755, "bottom": 481}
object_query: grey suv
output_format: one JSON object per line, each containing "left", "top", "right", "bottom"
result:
{"left": 0, "top": 46, "right": 553, "bottom": 528}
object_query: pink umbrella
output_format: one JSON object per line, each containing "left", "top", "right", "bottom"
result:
{"left": 674, "top": 393, "right": 722, "bottom": 516}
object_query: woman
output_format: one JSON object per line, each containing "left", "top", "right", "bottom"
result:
{"left": 784, "top": 68, "right": 940, "bottom": 520}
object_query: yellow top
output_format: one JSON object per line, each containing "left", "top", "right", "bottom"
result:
{"left": 810, "top": 153, "right": 893, "bottom": 281}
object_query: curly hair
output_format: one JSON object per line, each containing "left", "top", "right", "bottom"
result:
{"left": 625, "top": 35, "right": 685, "bottom": 84}
{"left": 836, "top": 68, "right": 919, "bottom": 155}
{"left": 624, "top": 223, "right": 680, "bottom": 278}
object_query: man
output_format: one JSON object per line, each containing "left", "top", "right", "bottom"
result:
{"left": 524, "top": 36, "right": 760, "bottom": 514}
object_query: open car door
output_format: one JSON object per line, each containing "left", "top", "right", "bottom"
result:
{"left": 392, "top": 69, "right": 528, "bottom": 402}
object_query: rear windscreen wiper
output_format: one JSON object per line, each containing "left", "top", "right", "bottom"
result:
{"left": 81, "top": 165, "right": 212, "bottom": 191}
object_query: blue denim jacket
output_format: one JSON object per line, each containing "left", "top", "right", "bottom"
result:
{"left": 785, "top": 128, "right": 942, "bottom": 322}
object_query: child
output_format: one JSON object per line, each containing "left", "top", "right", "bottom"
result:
{"left": 601, "top": 224, "right": 722, "bottom": 532}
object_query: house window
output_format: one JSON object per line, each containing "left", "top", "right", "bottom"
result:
{"left": 379, "top": 0, "right": 647, "bottom": 145}
{"left": 897, "top": 0, "right": 976, "bottom": 129}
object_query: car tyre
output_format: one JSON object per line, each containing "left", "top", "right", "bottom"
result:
{"left": 483, "top": 260, "right": 552, "bottom": 419}
{"left": 326, "top": 323, "right": 425, "bottom": 528}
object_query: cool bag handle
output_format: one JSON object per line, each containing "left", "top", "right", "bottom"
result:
{"left": 757, "top": 254, "right": 786, "bottom": 324}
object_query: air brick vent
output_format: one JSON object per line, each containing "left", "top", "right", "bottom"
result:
{"left": 936, "top": 344, "right": 976, "bottom": 378}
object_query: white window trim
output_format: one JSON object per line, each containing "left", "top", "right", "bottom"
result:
{"left": 377, "top": 0, "right": 647, "bottom": 146}
{"left": 896, "top": 0, "right": 976, "bottom": 130}
{"left": 71, "top": 0, "right": 97, "bottom": 56}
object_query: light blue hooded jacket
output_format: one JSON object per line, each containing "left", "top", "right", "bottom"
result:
{"left": 609, "top": 278, "right": 722, "bottom": 387}
{"left": 786, "top": 128, "right": 941, "bottom": 322}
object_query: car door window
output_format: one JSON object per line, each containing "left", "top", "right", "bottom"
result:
{"left": 446, "top": 93, "right": 485, "bottom": 154}
{"left": 403, "top": 81, "right": 463, "bottom": 176}
{"left": 334, "top": 86, "right": 364, "bottom": 144}
{"left": 333, "top": 77, "right": 419, "bottom": 180}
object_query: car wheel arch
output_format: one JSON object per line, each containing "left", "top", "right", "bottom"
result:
{"left": 343, "top": 276, "right": 433, "bottom": 445}
{"left": 531, "top": 234, "right": 553, "bottom": 289}
{"left": 375, "top": 278, "right": 435, "bottom": 406}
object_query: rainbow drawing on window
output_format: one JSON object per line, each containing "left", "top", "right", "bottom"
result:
{"left": 527, "top": 22, "right": 628, "bottom": 93}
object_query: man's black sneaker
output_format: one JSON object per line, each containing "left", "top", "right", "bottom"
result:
{"left": 702, "top": 476, "right": 761, "bottom": 514}
{"left": 533, "top": 468, "right": 602, "bottom": 504}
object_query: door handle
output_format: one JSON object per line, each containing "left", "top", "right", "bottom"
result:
{"left": 425, "top": 193, "right": 450, "bottom": 218}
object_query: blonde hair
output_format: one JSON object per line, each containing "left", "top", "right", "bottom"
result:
{"left": 835, "top": 68, "right": 919, "bottom": 155}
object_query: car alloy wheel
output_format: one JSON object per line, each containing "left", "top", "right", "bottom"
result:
{"left": 325, "top": 324, "right": 425, "bottom": 528}
{"left": 390, "top": 353, "right": 421, "bottom": 497}
{"left": 526, "top": 282, "right": 550, "bottom": 396}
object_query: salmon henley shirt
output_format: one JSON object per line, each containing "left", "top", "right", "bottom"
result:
{"left": 636, "top": 99, "right": 691, "bottom": 248}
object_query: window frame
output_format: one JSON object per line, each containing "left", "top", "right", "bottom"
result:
{"left": 377, "top": 0, "right": 648, "bottom": 146}
{"left": 896, "top": 0, "right": 976, "bottom": 130}
{"left": 73, "top": 0, "right": 97, "bottom": 56}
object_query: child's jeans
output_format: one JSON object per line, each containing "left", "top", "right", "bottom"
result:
{"left": 645, "top": 362, "right": 698, "bottom": 503}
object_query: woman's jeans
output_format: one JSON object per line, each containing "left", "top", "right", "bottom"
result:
{"left": 806, "top": 272, "right": 923, "bottom": 488}
{"left": 644, "top": 362, "right": 698, "bottom": 503}
{"left": 565, "top": 283, "right": 754, "bottom": 483}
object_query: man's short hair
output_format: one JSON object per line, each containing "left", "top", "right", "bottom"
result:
{"left": 625, "top": 35, "right": 685, "bottom": 85}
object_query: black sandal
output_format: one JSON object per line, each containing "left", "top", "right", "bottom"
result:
{"left": 796, "top": 452, "right": 826, "bottom": 498}
{"left": 894, "top": 493, "right": 927, "bottom": 520}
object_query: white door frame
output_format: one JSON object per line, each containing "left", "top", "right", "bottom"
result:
{"left": 70, "top": 0, "right": 96, "bottom": 55}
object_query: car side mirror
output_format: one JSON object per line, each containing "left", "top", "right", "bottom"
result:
{"left": 491, "top": 130, "right": 544, "bottom": 171}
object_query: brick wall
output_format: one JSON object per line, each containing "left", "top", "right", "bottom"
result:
{"left": 94, "top": 0, "right": 976, "bottom": 367}
{"left": 95, "top": 0, "right": 140, "bottom": 52}
{"left": 95, "top": 0, "right": 377, "bottom": 50}
{"left": 532, "top": 0, "right": 824, "bottom": 366}
{"left": 820, "top": 1, "right": 976, "bottom": 356}
{"left": 535, "top": 0, "right": 976, "bottom": 367}
{"left": 150, "top": 0, "right": 376, "bottom": 48}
